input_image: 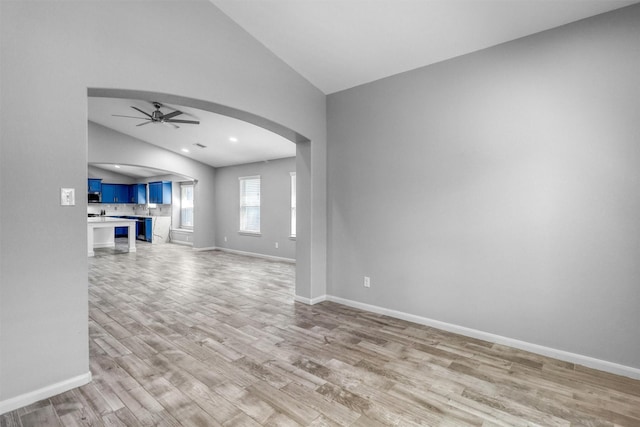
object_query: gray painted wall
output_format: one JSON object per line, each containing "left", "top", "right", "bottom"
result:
{"left": 327, "top": 5, "right": 640, "bottom": 369}
{"left": 0, "top": 0, "right": 326, "bottom": 406}
{"left": 215, "top": 157, "right": 296, "bottom": 260}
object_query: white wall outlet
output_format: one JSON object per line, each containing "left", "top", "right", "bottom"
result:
{"left": 224, "top": 236, "right": 228, "bottom": 242}
{"left": 275, "top": 242, "right": 279, "bottom": 249}
{"left": 60, "top": 188, "right": 75, "bottom": 206}
{"left": 364, "top": 276, "right": 371, "bottom": 288}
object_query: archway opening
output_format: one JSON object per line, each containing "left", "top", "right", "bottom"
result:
{"left": 87, "top": 88, "right": 312, "bottom": 298}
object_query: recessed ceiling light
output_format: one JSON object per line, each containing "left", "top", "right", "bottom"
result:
{"left": 114, "top": 165, "right": 121, "bottom": 169}
{"left": 181, "top": 148, "right": 190, "bottom": 153}
{"left": 229, "top": 137, "right": 238, "bottom": 142}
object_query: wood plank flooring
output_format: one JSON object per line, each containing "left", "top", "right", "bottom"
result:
{"left": 2, "top": 241, "right": 640, "bottom": 426}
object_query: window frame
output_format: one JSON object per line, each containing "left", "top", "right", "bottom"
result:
{"left": 239, "top": 175, "right": 261, "bottom": 235}
{"left": 179, "top": 182, "right": 194, "bottom": 230}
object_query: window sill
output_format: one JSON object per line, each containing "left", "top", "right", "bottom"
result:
{"left": 238, "top": 231, "right": 261, "bottom": 237}
{"left": 171, "top": 228, "right": 193, "bottom": 233}
{"left": 289, "top": 235, "right": 296, "bottom": 240}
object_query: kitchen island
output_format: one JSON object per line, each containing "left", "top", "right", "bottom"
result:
{"left": 88, "top": 217, "right": 137, "bottom": 257}
{"left": 106, "top": 215, "right": 171, "bottom": 244}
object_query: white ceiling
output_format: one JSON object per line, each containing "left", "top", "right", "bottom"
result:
{"left": 89, "top": 1, "right": 637, "bottom": 174}
{"left": 211, "top": 0, "right": 638, "bottom": 94}
{"left": 88, "top": 97, "right": 297, "bottom": 170}
{"left": 90, "top": 163, "right": 177, "bottom": 179}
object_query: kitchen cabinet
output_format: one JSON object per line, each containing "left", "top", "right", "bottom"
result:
{"left": 145, "top": 218, "right": 153, "bottom": 242}
{"left": 130, "top": 183, "right": 147, "bottom": 204}
{"left": 149, "top": 181, "right": 172, "bottom": 204}
{"left": 117, "top": 185, "right": 130, "bottom": 204}
{"left": 101, "top": 183, "right": 131, "bottom": 203}
{"left": 101, "top": 184, "right": 116, "bottom": 203}
{"left": 88, "top": 178, "right": 102, "bottom": 193}
{"left": 115, "top": 226, "right": 128, "bottom": 238}
{"left": 109, "top": 215, "right": 152, "bottom": 242}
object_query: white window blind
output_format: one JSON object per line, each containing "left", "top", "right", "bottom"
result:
{"left": 239, "top": 176, "right": 260, "bottom": 233}
{"left": 290, "top": 172, "right": 296, "bottom": 237}
{"left": 180, "top": 183, "right": 194, "bottom": 228}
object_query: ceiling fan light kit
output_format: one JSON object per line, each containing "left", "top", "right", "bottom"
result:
{"left": 112, "top": 101, "right": 200, "bottom": 129}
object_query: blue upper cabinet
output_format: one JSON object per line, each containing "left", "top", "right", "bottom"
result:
{"left": 101, "top": 183, "right": 131, "bottom": 203}
{"left": 131, "top": 183, "right": 147, "bottom": 204}
{"left": 88, "top": 178, "right": 102, "bottom": 193}
{"left": 101, "top": 184, "right": 117, "bottom": 203}
{"left": 149, "top": 181, "right": 172, "bottom": 204}
{"left": 117, "top": 184, "right": 130, "bottom": 204}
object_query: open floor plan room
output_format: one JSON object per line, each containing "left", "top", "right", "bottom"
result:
{"left": 2, "top": 244, "right": 639, "bottom": 426}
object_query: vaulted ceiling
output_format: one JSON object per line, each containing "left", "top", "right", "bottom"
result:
{"left": 211, "top": 0, "right": 637, "bottom": 94}
{"left": 89, "top": 0, "right": 637, "bottom": 175}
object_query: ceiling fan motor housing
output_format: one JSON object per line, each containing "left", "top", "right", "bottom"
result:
{"left": 151, "top": 110, "right": 164, "bottom": 121}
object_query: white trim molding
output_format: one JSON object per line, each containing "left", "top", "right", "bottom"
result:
{"left": 323, "top": 295, "right": 640, "bottom": 381}
{"left": 0, "top": 372, "right": 92, "bottom": 415}
{"left": 92, "top": 243, "right": 115, "bottom": 249}
{"left": 191, "top": 246, "right": 218, "bottom": 252}
{"left": 215, "top": 247, "right": 295, "bottom": 264}
{"left": 294, "top": 294, "right": 327, "bottom": 305}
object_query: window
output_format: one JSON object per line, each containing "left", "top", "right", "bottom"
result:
{"left": 180, "top": 183, "right": 194, "bottom": 229}
{"left": 239, "top": 176, "right": 260, "bottom": 233}
{"left": 290, "top": 172, "right": 296, "bottom": 237}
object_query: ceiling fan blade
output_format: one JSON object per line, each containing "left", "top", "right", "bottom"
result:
{"left": 112, "top": 114, "right": 150, "bottom": 120}
{"left": 162, "top": 110, "right": 183, "bottom": 120}
{"left": 165, "top": 119, "right": 200, "bottom": 125}
{"left": 136, "top": 121, "right": 153, "bottom": 127}
{"left": 162, "top": 121, "right": 180, "bottom": 129}
{"left": 131, "top": 106, "right": 153, "bottom": 119}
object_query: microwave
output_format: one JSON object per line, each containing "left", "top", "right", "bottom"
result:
{"left": 88, "top": 193, "right": 101, "bottom": 203}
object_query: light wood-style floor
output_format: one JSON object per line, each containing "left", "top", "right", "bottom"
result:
{"left": 2, "top": 242, "right": 640, "bottom": 426}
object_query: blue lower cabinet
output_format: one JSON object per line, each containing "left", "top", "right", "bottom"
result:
{"left": 114, "top": 226, "right": 128, "bottom": 238}
{"left": 145, "top": 218, "right": 153, "bottom": 242}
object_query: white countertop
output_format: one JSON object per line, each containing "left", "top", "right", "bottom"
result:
{"left": 88, "top": 217, "right": 137, "bottom": 224}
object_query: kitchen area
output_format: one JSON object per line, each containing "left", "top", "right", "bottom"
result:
{"left": 87, "top": 176, "right": 173, "bottom": 256}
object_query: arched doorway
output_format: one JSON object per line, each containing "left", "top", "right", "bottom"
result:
{"left": 87, "top": 88, "right": 312, "bottom": 299}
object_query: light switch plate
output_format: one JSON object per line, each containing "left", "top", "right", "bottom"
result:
{"left": 61, "top": 188, "right": 75, "bottom": 206}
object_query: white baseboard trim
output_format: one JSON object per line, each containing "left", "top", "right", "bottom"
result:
{"left": 93, "top": 243, "right": 115, "bottom": 249}
{"left": 325, "top": 295, "right": 640, "bottom": 380}
{"left": 170, "top": 240, "right": 193, "bottom": 247}
{"left": 215, "top": 247, "right": 296, "bottom": 264}
{"left": 0, "top": 371, "right": 92, "bottom": 415}
{"left": 294, "top": 294, "right": 327, "bottom": 305}
{"left": 192, "top": 246, "right": 218, "bottom": 252}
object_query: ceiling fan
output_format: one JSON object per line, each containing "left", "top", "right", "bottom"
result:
{"left": 112, "top": 102, "right": 200, "bottom": 128}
